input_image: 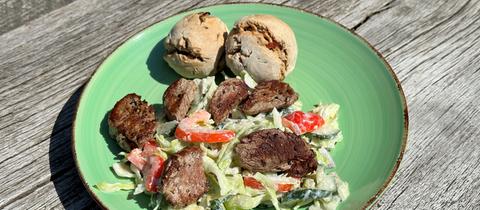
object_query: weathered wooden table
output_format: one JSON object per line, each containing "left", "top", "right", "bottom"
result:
{"left": 1, "top": 0, "right": 479, "bottom": 209}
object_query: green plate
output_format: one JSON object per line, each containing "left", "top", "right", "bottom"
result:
{"left": 73, "top": 3, "right": 408, "bottom": 210}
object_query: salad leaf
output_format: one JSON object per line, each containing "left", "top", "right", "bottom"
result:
{"left": 95, "top": 182, "right": 135, "bottom": 192}
{"left": 190, "top": 77, "right": 218, "bottom": 114}
{"left": 156, "top": 135, "right": 186, "bottom": 155}
{"left": 130, "top": 163, "right": 143, "bottom": 183}
{"left": 284, "top": 101, "right": 303, "bottom": 115}
{"left": 271, "top": 108, "right": 284, "bottom": 131}
{"left": 314, "top": 148, "right": 336, "bottom": 168}
{"left": 318, "top": 196, "right": 341, "bottom": 210}
{"left": 220, "top": 114, "right": 273, "bottom": 137}
{"left": 335, "top": 176, "right": 349, "bottom": 201}
{"left": 216, "top": 138, "right": 240, "bottom": 170}
{"left": 225, "top": 174, "right": 246, "bottom": 195}
{"left": 302, "top": 178, "right": 316, "bottom": 189}
{"left": 224, "top": 194, "right": 265, "bottom": 210}
{"left": 200, "top": 143, "right": 221, "bottom": 159}
{"left": 253, "top": 173, "right": 281, "bottom": 210}
{"left": 237, "top": 70, "right": 257, "bottom": 89}
{"left": 203, "top": 156, "right": 232, "bottom": 196}
{"left": 133, "top": 183, "right": 145, "bottom": 195}
{"left": 112, "top": 162, "right": 135, "bottom": 178}
{"left": 156, "top": 120, "right": 178, "bottom": 135}
{"left": 311, "top": 104, "right": 339, "bottom": 124}
{"left": 315, "top": 168, "right": 337, "bottom": 192}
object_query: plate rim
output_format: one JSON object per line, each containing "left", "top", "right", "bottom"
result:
{"left": 71, "top": 2, "right": 409, "bottom": 210}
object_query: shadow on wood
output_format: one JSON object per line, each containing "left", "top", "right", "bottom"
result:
{"left": 49, "top": 86, "right": 100, "bottom": 210}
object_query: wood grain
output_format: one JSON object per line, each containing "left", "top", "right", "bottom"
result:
{"left": 0, "top": 0, "right": 479, "bottom": 209}
{"left": 0, "top": 0, "right": 76, "bottom": 35}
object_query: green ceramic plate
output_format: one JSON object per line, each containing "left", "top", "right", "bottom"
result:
{"left": 73, "top": 3, "right": 407, "bottom": 210}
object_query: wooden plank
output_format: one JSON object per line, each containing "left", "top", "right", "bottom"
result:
{"left": 0, "top": 0, "right": 392, "bottom": 208}
{"left": 352, "top": 0, "right": 480, "bottom": 209}
{"left": 0, "top": 0, "right": 76, "bottom": 35}
{"left": 0, "top": 0, "right": 479, "bottom": 209}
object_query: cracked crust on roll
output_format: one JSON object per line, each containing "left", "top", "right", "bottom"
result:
{"left": 225, "top": 15, "right": 297, "bottom": 82}
{"left": 164, "top": 12, "right": 229, "bottom": 78}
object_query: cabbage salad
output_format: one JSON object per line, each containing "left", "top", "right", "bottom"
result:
{"left": 96, "top": 73, "right": 349, "bottom": 210}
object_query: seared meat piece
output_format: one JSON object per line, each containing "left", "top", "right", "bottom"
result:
{"left": 163, "top": 78, "right": 198, "bottom": 121}
{"left": 108, "top": 93, "right": 157, "bottom": 151}
{"left": 241, "top": 80, "right": 298, "bottom": 115}
{"left": 161, "top": 147, "right": 208, "bottom": 207}
{"left": 208, "top": 78, "right": 249, "bottom": 124}
{"left": 235, "top": 128, "right": 317, "bottom": 177}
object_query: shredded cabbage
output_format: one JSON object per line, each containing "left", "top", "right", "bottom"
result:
{"left": 190, "top": 77, "right": 218, "bottom": 114}
{"left": 311, "top": 104, "right": 339, "bottom": 124}
{"left": 216, "top": 138, "right": 240, "bottom": 170}
{"left": 254, "top": 173, "right": 281, "bottom": 210}
{"left": 271, "top": 108, "right": 284, "bottom": 131}
{"left": 100, "top": 98, "right": 350, "bottom": 210}
{"left": 157, "top": 120, "right": 178, "bottom": 135}
{"left": 95, "top": 182, "right": 135, "bottom": 192}
{"left": 155, "top": 134, "right": 186, "bottom": 155}
{"left": 220, "top": 114, "right": 274, "bottom": 137}
{"left": 203, "top": 156, "right": 232, "bottom": 196}
{"left": 224, "top": 194, "right": 265, "bottom": 210}
{"left": 133, "top": 183, "right": 145, "bottom": 195}
{"left": 335, "top": 176, "right": 349, "bottom": 201}
{"left": 112, "top": 162, "right": 135, "bottom": 178}
{"left": 200, "top": 143, "right": 221, "bottom": 159}
{"left": 237, "top": 70, "right": 257, "bottom": 88}
{"left": 284, "top": 101, "right": 303, "bottom": 114}
{"left": 314, "top": 148, "right": 336, "bottom": 168}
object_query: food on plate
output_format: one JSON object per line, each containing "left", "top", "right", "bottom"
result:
{"left": 207, "top": 78, "right": 249, "bottom": 124}
{"left": 175, "top": 110, "right": 235, "bottom": 143}
{"left": 282, "top": 111, "right": 325, "bottom": 135}
{"left": 101, "top": 78, "right": 348, "bottom": 209}
{"left": 235, "top": 128, "right": 317, "bottom": 177}
{"left": 164, "top": 12, "right": 228, "bottom": 78}
{"left": 108, "top": 93, "right": 157, "bottom": 151}
{"left": 225, "top": 14, "right": 298, "bottom": 82}
{"left": 241, "top": 80, "right": 298, "bottom": 115}
{"left": 163, "top": 78, "right": 198, "bottom": 121}
{"left": 98, "top": 13, "right": 349, "bottom": 210}
{"left": 161, "top": 146, "right": 209, "bottom": 207}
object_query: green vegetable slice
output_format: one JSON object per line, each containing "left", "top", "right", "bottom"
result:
{"left": 94, "top": 182, "right": 135, "bottom": 192}
{"left": 280, "top": 189, "right": 332, "bottom": 208}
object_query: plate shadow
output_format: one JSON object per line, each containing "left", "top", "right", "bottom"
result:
{"left": 49, "top": 86, "right": 101, "bottom": 210}
{"left": 146, "top": 38, "right": 180, "bottom": 85}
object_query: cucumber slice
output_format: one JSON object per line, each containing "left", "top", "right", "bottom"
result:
{"left": 280, "top": 189, "right": 332, "bottom": 208}
{"left": 209, "top": 195, "right": 232, "bottom": 210}
{"left": 310, "top": 124, "right": 340, "bottom": 140}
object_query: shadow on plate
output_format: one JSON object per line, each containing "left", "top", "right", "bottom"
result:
{"left": 49, "top": 86, "right": 101, "bottom": 210}
{"left": 99, "top": 111, "right": 122, "bottom": 156}
{"left": 50, "top": 85, "right": 152, "bottom": 209}
{"left": 146, "top": 38, "right": 179, "bottom": 85}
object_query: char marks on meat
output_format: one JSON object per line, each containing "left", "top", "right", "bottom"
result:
{"left": 161, "top": 147, "right": 208, "bottom": 207}
{"left": 241, "top": 80, "right": 298, "bottom": 115}
{"left": 235, "top": 128, "right": 317, "bottom": 177}
{"left": 163, "top": 78, "right": 198, "bottom": 121}
{"left": 108, "top": 93, "right": 157, "bottom": 151}
{"left": 208, "top": 78, "right": 249, "bottom": 123}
